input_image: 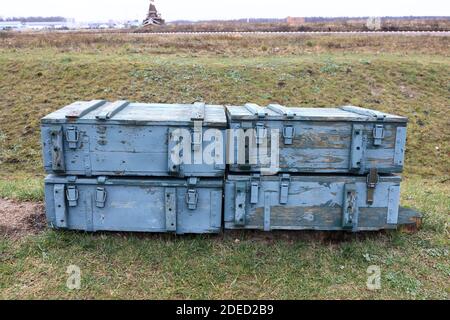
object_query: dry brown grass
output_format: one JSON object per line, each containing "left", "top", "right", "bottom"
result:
{"left": 133, "top": 18, "right": 450, "bottom": 33}
{"left": 1, "top": 32, "right": 450, "bottom": 57}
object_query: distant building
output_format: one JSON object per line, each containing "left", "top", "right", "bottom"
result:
{"left": 0, "top": 21, "right": 24, "bottom": 30}
{"left": 0, "top": 18, "right": 147, "bottom": 31}
{"left": 287, "top": 17, "right": 306, "bottom": 26}
{"left": 24, "top": 21, "right": 75, "bottom": 30}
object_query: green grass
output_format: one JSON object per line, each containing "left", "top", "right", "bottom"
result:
{"left": 0, "top": 33, "right": 449, "bottom": 299}
{"left": 0, "top": 177, "right": 448, "bottom": 299}
{"left": 0, "top": 177, "right": 43, "bottom": 202}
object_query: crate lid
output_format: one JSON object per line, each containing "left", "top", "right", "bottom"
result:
{"left": 226, "top": 104, "right": 408, "bottom": 123}
{"left": 41, "top": 100, "right": 227, "bottom": 127}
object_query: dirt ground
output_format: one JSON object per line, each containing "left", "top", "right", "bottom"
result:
{"left": 0, "top": 198, "right": 46, "bottom": 239}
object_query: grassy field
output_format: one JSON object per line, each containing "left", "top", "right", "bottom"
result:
{"left": 0, "top": 32, "right": 449, "bottom": 299}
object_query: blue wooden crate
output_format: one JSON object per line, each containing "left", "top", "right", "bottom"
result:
{"left": 226, "top": 104, "right": 408, "bottom": 175}
{"left": 41, "top": 101, "right": 227, "bottom": 177}
{"left": 224, "top": 174, "right": 413, "bottom": 232}
{"left": 44, "top": 175, "right": 223, "bottom": 234}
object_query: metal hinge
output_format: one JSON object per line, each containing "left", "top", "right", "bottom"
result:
{"left": 66, "top": 186, "right": 79, "bottom": 207}
{"left": 349, "top": 124, "right": 364, "bottom": 172}
{"left": 50, "top": 126, "right": 66, "bottom": 172}
{"left": 186, "top": 177, "right": 199, "bottom": 210}
{"left": 373, "top": 124, "right": 385, "bottom": 146}
{"left": 250, "top": 174, "right": 260, "bottom": 204}
{"left": 342, "top": 184, "right": 359, "bottom": 231}
{"left": 97, "top": 176, "right": 107, "bottom": 184}
{"left": 95, "top": 187, "right": 107, "bottom": 208}
{"left": 282, "top": 126, "right": 296, "bottom": 145}
{"left": 366, "top": 168, "right": 379, "bottom": 205}
{"left": 255, "top": 122, "right": 267, "bottom": 145}
{"left": 235, "top": 181, "right": 247, "bottom": 226}
{"left": 279, "top": 174, "right": 291, "bottom": 205}
{"left": 65, "top": 126, "right": 79, "bottom": 149}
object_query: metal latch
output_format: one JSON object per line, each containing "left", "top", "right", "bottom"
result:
{"left": 192, "top": 126, "right": 202, "bottom": 152}
{"left": 186, "top": 190, "right": 198, "bottom": 210}
{"left": 65, "top": 126, "right": 79, "bottom": 149}
{"left": 373, "top": 124, "right": 385, "bottom": 146}
{"left": 366, "top": 168, "right": 379, "bottom": 205}
{"left": 279, "top": 174, "right": 291, "bottom": 205}
{"left": 282, "top": 126, "right": 295, "bottom": 145}
{"left": 95, "top": 187, "right": 107, "bottom": 208}
{"left": 66, "top": 186, "right": 79, "bottom": 207}
{"left": 255, "top": 122, "right": 267, "bottom": 145}
{"left": 250, "top": 174, "right": 260, "bottom": 204}
{"left": 186, "top": 177, "right": 199, "bottom": 210}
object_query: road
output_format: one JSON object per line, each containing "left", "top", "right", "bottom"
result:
{"left": 117, "top": 30, "right": 450, "bottom": 36}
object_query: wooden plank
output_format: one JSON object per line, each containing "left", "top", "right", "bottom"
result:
{"left": 95, "top": 101, "right": 129, "bottom": 120}
{"left": 387, "top": 185, "right": 401, "bottom": 224}
{"left": 267, "top": 104, "right": 297, "bottom": 118}
{"left": 65, "top": 100, "right": 107, "bottom": 119}
{"left": 191, "top": 102, "right": 206, "bottom": 121}
{"left": 394, "top": 127, "right": 407, "bottom": 166}
{"left": 244, "top": 103, "right": 268, "bottom": 118}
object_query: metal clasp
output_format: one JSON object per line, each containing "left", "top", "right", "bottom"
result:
{"left": 366, "top": 168, "right": 379, "bottom": 205}
{"left": 279, "top": 174, "right": 291, "bottom": 205}
{"left": 282, "top": 126, "right": 296, "bottom": 145}
{"left": 65, "top": 126, "right": 79, "bottom": 149}
{"left": 66, "top": 186, "right": 79, "bottom": 207}
{"left": 373, "top": 124, "right": 385, "bottom": 146}
{"left": 255, "top": 122, "right": 267, "bottom": 145}
{"left": 186, "top": 190, "right": 198, "bottom": 210}
{"left": 250, "top": 174, "right": 260, "bottom": 204}
{"left": 186, "top": 178, "right": 199, "bottom": 210}
{"left": 95, "top": 187, "right": 107, "bottom": 208}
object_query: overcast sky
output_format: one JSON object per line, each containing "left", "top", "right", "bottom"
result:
{"left": 1, "top": 0, "right": 449, "bottom": 22}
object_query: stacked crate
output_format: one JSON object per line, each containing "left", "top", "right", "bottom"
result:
{"left": 41, "top": 100, "right": 414, "bottom": 234}
{"left": 41, "top": 101, "right": 227, "bottom": 234}
{"left": 224, "top": 104, "right": 408, "bottom": 232}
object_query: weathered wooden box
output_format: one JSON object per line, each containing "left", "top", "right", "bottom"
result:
{"left": 44, "top": 175, "right": 223, "bottom": 234}
{"left": 224, "top": 174, "right": 411, "bottom": 232}
{"left": 226, "top": 104, "right": 407, "bottom": 174}
{"left": 41, "top": 101, "right": 226, "bottom": 177}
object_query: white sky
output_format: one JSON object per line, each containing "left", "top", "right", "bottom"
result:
{"left": 0, "top": 0, "right": 449, "bottom": 22}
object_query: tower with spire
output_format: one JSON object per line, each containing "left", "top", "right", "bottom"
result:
{"left": 143, "top": 0, "right": 165, "bottom": 26}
